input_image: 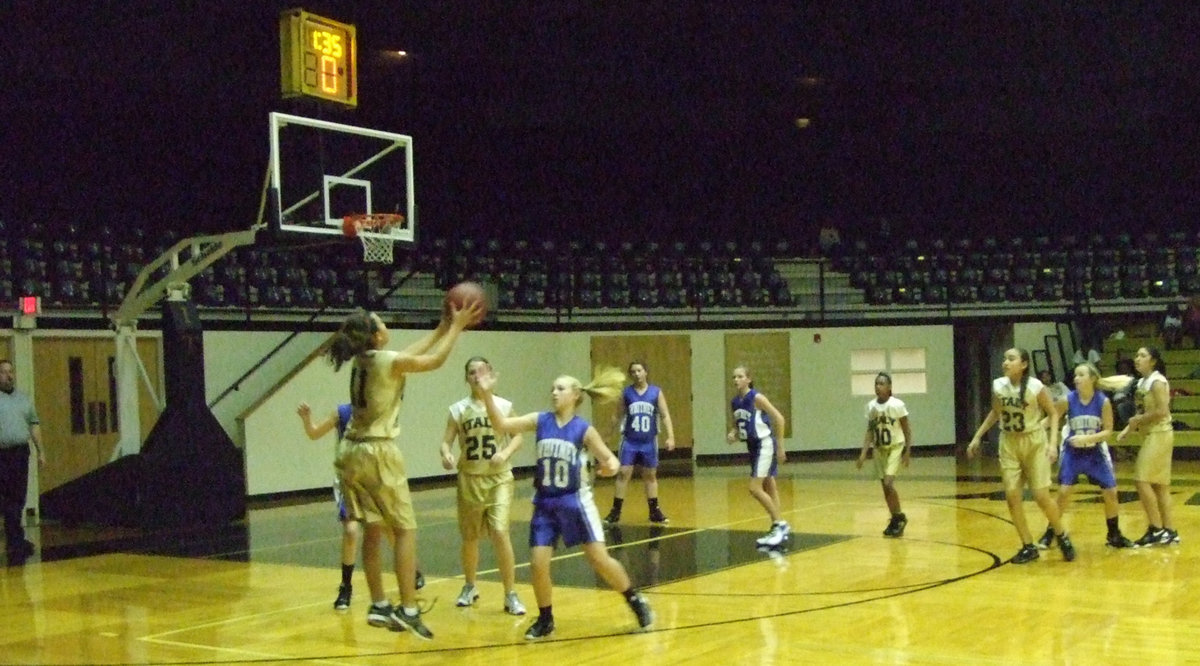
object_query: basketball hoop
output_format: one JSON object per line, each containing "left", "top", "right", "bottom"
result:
{"left": 343, "top": 213, "right": 406, "bottom": 263}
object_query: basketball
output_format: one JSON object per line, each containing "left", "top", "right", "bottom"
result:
{"left": 341, "top": 216, "right": 359, "bottom": 238}
{"left": 446, "top": 281, "right": 487, "bottom": 326}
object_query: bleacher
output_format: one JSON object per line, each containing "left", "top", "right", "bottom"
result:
{"left": 2, "top": 220, "right": 1196, "bottom": 329}
{"left": 1101, "top": 330, "right": 1200, "bottom": 448}
{"left": 838, "top": 230, "right": 1198, "bottom": 307}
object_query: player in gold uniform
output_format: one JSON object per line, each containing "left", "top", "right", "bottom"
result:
{"left": 968, "top": 348, "right": 1075, "bottom": 564}
{"left": 440, "top": 357, "right": 527, "bottom": 615}
{"left": 327, "top": 304, "right": 478, "bottom": 640}
{"left": 1115, "top": 347, "right": 1179, "bottom": 546}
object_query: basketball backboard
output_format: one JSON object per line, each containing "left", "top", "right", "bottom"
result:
{"left": 267, "top": 112, "right": 415, "bottom": 246}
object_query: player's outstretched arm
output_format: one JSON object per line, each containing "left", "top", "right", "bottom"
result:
{"left": 391, "top": 301, "right": 481, "bottom": 375}
{"left": 476, "top": 372, "right": 538, "bottom": 434}
{"left": 297, "top": 402, "right": 337, "bottom": 440}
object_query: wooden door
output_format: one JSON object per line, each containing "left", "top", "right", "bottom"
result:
{"left": 724, "top": 332, "right": 792, "bottom": 438}
{"left": 589, "top": 335, "right": 692, "bottom": 450}
{"left": 32, "top": 337, "right": 161, "bottom": 493}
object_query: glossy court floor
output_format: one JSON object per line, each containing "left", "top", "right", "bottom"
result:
{"left": 3, "top": 453, "right": 1199, "bottom": 665}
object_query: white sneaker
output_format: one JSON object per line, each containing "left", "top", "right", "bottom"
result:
{"left": 504, "top": 591, "right": 527, "bottom": 616}
{"left": 756, "top": 522, "right": 790, "bottom": 547}
{"left": 455, "top": 584, "right": 479, "bottom": 607}
{"left": 755, "top": 524, "right": 781, "bottom": 546}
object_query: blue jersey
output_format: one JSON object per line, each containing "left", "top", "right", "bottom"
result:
{"left": 1065, "top": 390, "right": 1106, "bottom": 449}
{"left": 336, "top": 403, "right": 352, "bottom": 439}
{"left": 533, "top": 412, "right": 591, "bottom": 499}
{"left": 731, "top": 389, "right": 772, "bottom": 442}
{"left": 622, "top": 384, "right": 661, "bottom": 443}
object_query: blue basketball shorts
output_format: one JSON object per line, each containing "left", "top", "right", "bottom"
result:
{"left": 618, "top": 438, "right": 659, "bottom": 468}
{"left": 1058, "top": 443, "right": 1117, "bottom": 489}
{"left": 528, "top": 491, "right": 605, "bottom": 548}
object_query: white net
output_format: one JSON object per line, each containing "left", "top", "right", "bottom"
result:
{"left": 361, "top": 236, "right": 394, "bottom": 263}
{"left": 348, "top": 214, "right": 403, "bottom": 263}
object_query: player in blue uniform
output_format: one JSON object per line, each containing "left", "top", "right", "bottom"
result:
{"left": 477, "top": 366, "right": 654, "bottom": 640}
{"left": 1034, "top": 363, "right": 1135, "bottom": 550}
{"left": 604, "top": 361, "right": 676, "bottom": 525}
{"left": 298, "top": 401, "right": 427, "bottom": 611}
{"left": 727, "top": 364, "right": 789, "bottom": 548}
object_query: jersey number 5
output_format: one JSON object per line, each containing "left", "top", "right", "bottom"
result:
{"left": 465, "top": 434, "right": 497, "bottom": 460}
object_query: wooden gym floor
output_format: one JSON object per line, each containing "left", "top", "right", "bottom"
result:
{"left": 3, "top": 454, "right": 1199, "bottom": 665}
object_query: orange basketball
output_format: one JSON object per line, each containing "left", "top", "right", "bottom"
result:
{"left": 446, "top": 281, "right": 487, "bottom": 326}
{"left": 341, "top": 217, "right": 359, "bottom": 238}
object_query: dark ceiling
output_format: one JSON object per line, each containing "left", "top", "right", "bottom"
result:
{"left": 7, "top": 2, "right": 1199, "bottom": 242}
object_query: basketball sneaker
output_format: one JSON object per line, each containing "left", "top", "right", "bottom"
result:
{"left": 367, "top": 602, "right": 397, "bottom": 628}
{"left": 649, "top": 508, "right": 670, "bottom": 524}
{"left": 891, "top": 513, "right": 907, "bottom": 537}
{"left": 415, "top": 570, "right": 426, "bottom": 590}
{"left": 1106, "top": 533, "right": 1134, "bottom": 548}
{"left": 394, "top": 607, "right": 434, "bottom": 640}
{"left": 604, "top": 509, "right": 621, "bottom": 526}
{"left": 1134, "top": 527, "right": 1166, "bottom": 547}
{"left": 525, "top": 616, "right": 555, "bottom": 640}
{"left": 1160, "top": 528, "right": 1181, "bottom": 545}
{"left": 504, "top": 591, "right": 527, "bottom": 616}
{"left": 1011, "top": 544, "right": 1040, "bottom": 564}
{"left": 333, "top": 583, "right": 352, "bottom": 611}
{"left": 1057, "top": 533, "right": 1076, "bottom": 562}
{"left": 628, "top": 592, "right": 654, "bottom": 631}
{"left": 757, "top": 522, "right": 789, "bottom": 547}
{"left": 456, "top": 584, "right": 479, "bottom": 607}
{"left": 882, "top": 516, "right": 899, "bottom": 537}
{"left": 1035, "top": 526, "right": 1055, "bottom": 550}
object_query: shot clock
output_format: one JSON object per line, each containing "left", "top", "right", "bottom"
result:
{"left": 280, "top": 9, "right": 358, "bottom": 107}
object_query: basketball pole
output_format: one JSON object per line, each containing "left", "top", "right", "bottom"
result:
{"left": 110, "top": 227, "right": 262, "bottom": 458}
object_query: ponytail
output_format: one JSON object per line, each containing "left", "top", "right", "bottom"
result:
{"left": 1014, "top": 347, "right": 1032, "bottom": 407}
{"left": 583, "top": 366, "right": 627, "bottom": 405}
{"left": 326, "top": 310, "right": 377, "bottom": 372}
{"left": 561, "top": 366, "right": 627, "bottom": 406}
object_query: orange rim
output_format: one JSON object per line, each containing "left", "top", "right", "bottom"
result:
{"left": 343, "top": 213, "right": 406, "bottom": 232}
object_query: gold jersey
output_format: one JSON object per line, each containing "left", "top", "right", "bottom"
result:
{"left": 448, "top": 395, "right": 514, "bottom": 476}
{"left": 992, "top": 375, "right": 1046, "bottom": 435}
{"left": 1135, "top": 371, "right": 1173, "bottom": 434}
{"left": 345, "top": 350, "right": 407, "bottom": 441}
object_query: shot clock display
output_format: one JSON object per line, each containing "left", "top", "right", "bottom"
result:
{"left": 280, "top": 9, "right": 358, "bottom": 107}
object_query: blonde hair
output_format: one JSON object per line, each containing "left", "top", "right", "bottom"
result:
{"left": 560, "top": 366, "right": 626, "bottom": 406}
{"left": 1074, "top": 362, "right": 1102, "bottom": 384}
